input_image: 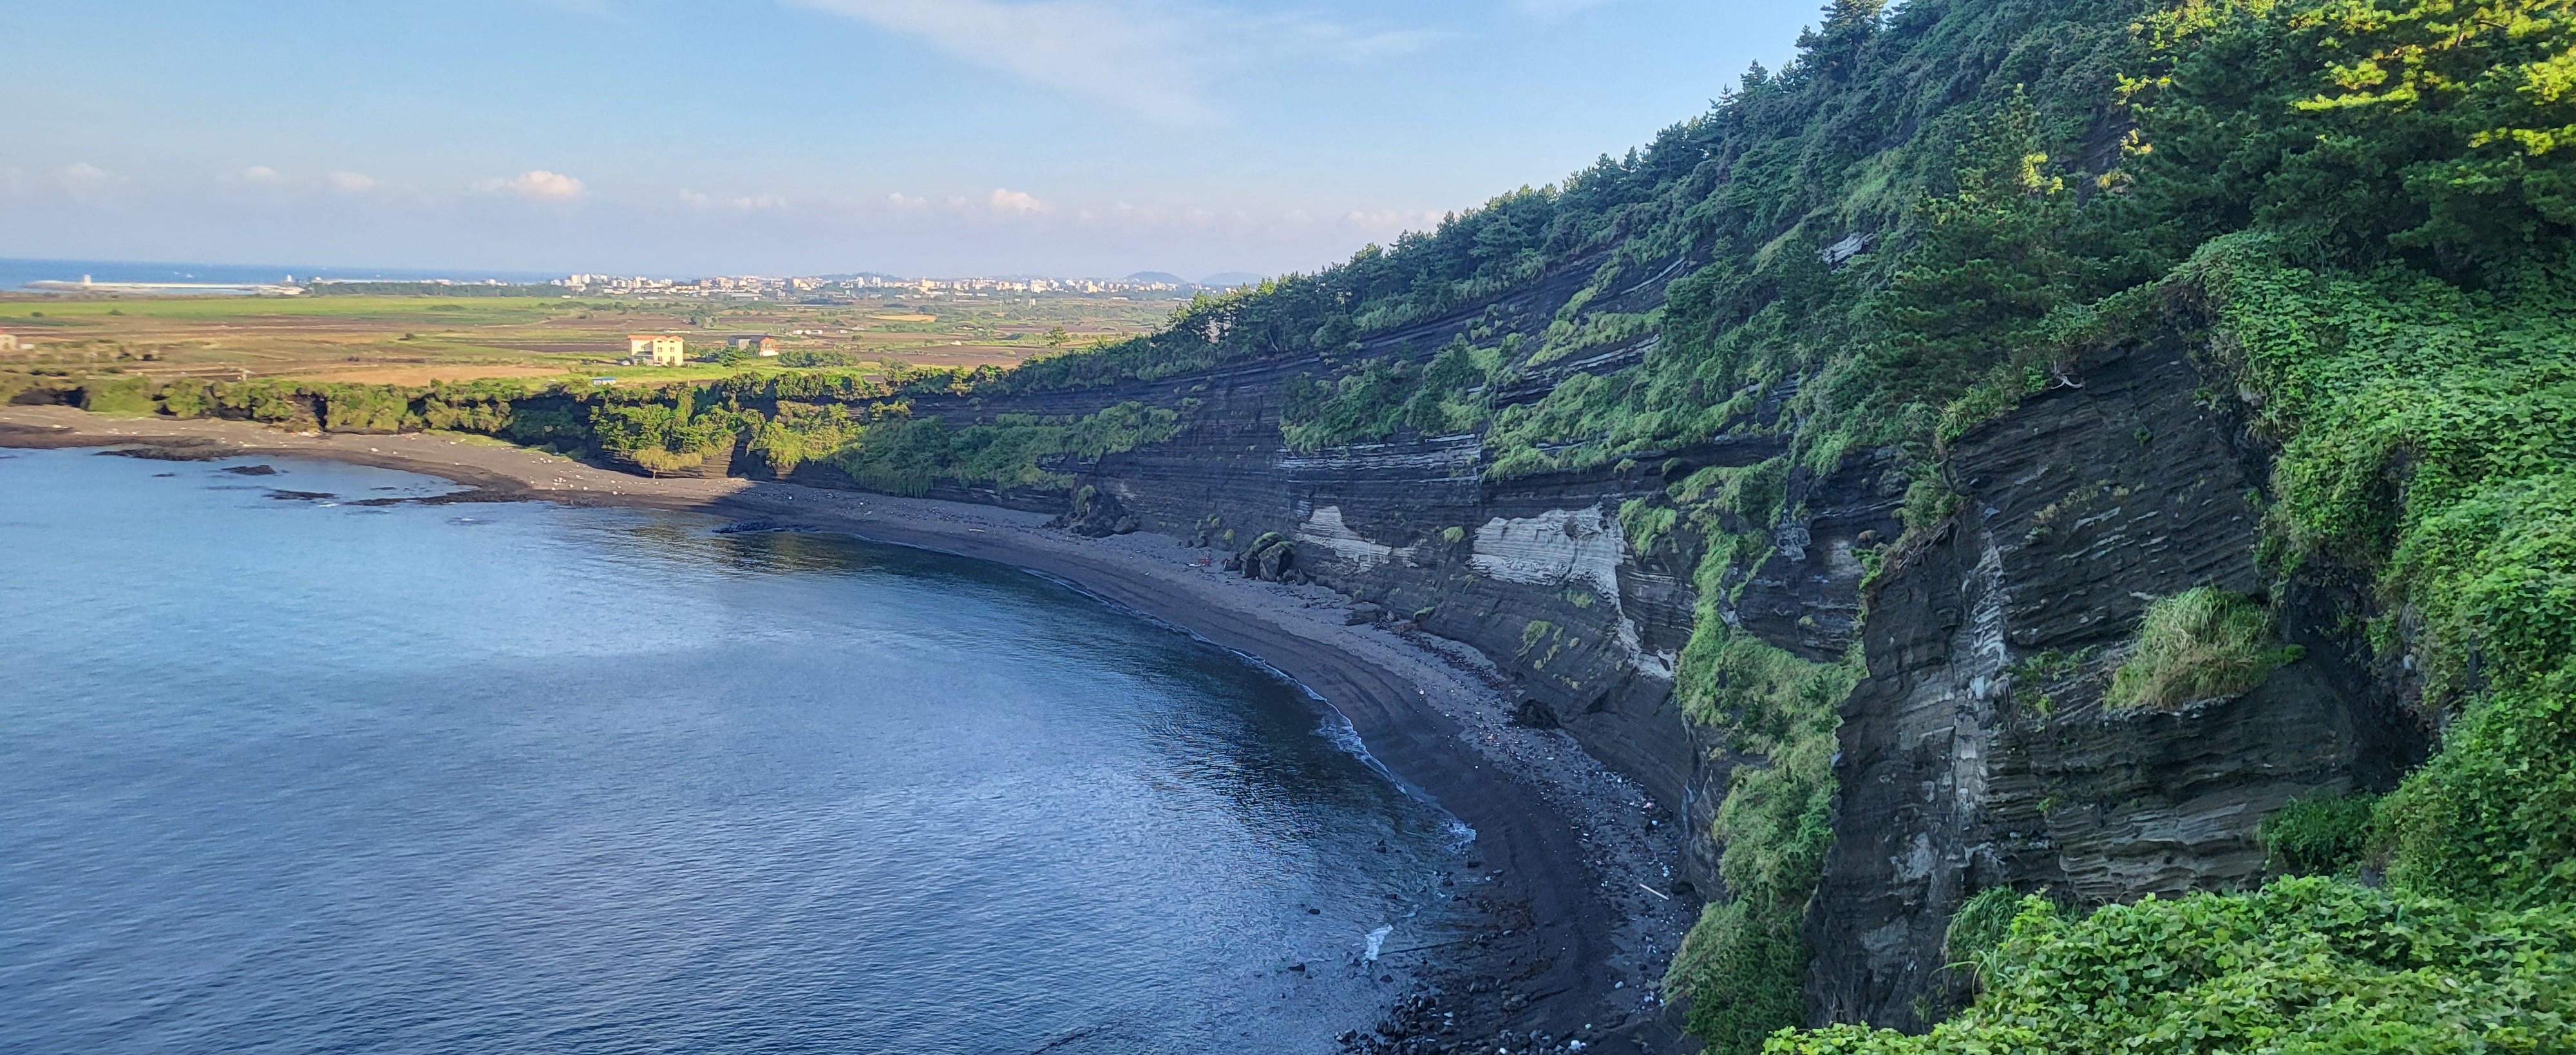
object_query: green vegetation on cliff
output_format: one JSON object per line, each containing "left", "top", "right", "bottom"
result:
{"left": 920, "top": 0, "right": 2576, "bottom": 1049}
{"left": 14, "top": 0, "right": 2575, "bottom": 1047}
{"left": 1774, "top": 879, "right": 2576, "bottom": 1055}
{"left": 813, "top": 401, "right": 1184, "bottom": 496}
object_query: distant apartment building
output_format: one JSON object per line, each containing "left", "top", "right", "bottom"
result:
{"left": 726, "top": 334, "right": 778, "bottom": 356}
{"left": 628, "top": 334, "right": 686, "bottom": 366}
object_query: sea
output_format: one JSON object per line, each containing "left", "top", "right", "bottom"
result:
{"left": 0, "top": 447, "right": 1466, "bottom": 1054}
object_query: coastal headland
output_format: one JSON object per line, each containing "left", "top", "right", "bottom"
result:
{"left": 0, "top": 404, "right": 1693, "bottom": 1054}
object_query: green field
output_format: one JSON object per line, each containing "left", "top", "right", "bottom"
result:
{"left": 0, "top": 293, "right": 1177, "bottom": 386}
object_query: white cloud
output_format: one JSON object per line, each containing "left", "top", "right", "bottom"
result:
{"left": 785, "top": 0, "right": 1431, "bottom": 126}
{"left": 1267, "top": 13, "right": 1437, "bottom": 59}
{"left": 325, "top": 171, "right": 375, "bottom": 192}
{"left": 240, "top": 165, "right": 282, "bottom": 184}
{"left": 37, "top": 162, "right": 124, "bottom": 203}
{"left": 791, "top": 0, "right": 1213, "bottom": 125}
{"left": 883, "top": 189, "right": 1052, "bottom": 216}
{"left": 58, "top": 162, "right": 117, "bottom": 193}
{"left": 475, "top": 169, "right": 585, "bottom": 199}
{"left": 987, "top": 188, "right": 1048, "bottom": 214}
{"left": 683, "top": 189, "right": 790, "bottom": 210}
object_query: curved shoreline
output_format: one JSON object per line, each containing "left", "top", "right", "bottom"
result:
{"left": 0, "top": 406, "right": 1690, "bottom": 1052}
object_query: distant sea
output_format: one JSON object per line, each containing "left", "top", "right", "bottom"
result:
{"left": 0, "top": 257, "right": 562, "bottom": 293}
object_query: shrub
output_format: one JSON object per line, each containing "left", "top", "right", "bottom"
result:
{"left": 1764, "top": 878, "right": 2576, "bottom": 1055}
{"left": 2103, "top": 588, "right": 2302, "bottom": 710}
{"left": 1941, "top": 887, "right": 2029, "bottom": 987}
{"left": 2377, "top": 655, "right": 2576, "bottom": 905}
{"left": 2259, "top": 790, "right": 2378, "bottom": 877}
{"left": 1666, "top": 900, "right": 1809, "bottom": 1055}
{"left": 625, "top": 447, "right": 705, "bottom": 474}
{"left": 317, "top": 385, "right": 410, "bottom": 432}
{"left": 748, "top": 401, "right": 858, "bottom": 475}
{"left": 76, "top": 376, "right": 155, "bottom": 416}
{"left": 155, "top": 379, "right": 213, "bottom": 418}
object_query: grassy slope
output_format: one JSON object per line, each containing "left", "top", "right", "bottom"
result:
{"left": 914, "top": 0, "right": 2576, "bottom": 1050}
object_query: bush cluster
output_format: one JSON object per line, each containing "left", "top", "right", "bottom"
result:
{"left": 1768, "top": 879, "right": 2576, "bottom": 1055}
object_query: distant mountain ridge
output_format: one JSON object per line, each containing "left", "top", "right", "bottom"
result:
{"left": 1119, "top": 271, "right": 1265, "bottom": 287}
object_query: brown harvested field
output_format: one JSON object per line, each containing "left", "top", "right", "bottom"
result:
{"left": 0, "top": 292, "right": 1177, "bottom": 383}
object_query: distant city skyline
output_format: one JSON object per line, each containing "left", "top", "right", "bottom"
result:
{"left": 0, "top": 256, "right": 1276, "bottom": 294}
{"left": 0, "top": 0, "right": 1814, "bottom": 279}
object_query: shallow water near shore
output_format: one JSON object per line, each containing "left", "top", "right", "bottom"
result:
{"left": 0, "top": 448, "right": 1466, "bottom": 1054}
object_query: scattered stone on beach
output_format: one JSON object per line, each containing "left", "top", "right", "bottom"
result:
{"left": 221, "top": 464, "right": 278, "bottom": 475}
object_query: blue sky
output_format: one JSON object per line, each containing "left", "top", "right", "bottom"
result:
{"left": 0, "top": 0, "right": 1815, "bottom": 280}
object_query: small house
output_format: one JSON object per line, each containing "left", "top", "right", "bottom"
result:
{"left": 726, "top": 334, "right": 779, "bottom": 356}
{"left": 0, "top": 332, "right": 17, "bottom": 352}
{"left": 627, "top": 334, "right": 686, "bottom": 366}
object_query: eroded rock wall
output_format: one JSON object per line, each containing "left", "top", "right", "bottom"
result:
{"left": 1804, "top": 338, "right": 2427, "bottom": 1030}
{"left": 769, "top": 278, "right": 2422, "bottom": 1037}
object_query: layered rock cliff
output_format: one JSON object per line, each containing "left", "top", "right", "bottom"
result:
{"left": 723, "top": 253, "right": 2425, "bottom": 1040}
{"left": 73, "top": 0, "right": 2541, "bottom": 1044}
{"left": 1801, "top": 325, "right": 2425, "bottom": 1030}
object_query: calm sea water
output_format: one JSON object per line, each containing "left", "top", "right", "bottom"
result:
{"left": 0, "top": 448, "right": 1463, "bottom": 1054}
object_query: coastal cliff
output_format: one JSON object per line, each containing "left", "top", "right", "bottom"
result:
{"left": 772, "top": 265, "right": 2423, "bottom": 1043}
{"left": 24, "top": 0, "right": 2576, "bottom": 1049}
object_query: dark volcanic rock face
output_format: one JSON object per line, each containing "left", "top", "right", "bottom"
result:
{"left": 715, "top": 269, "right": 2421, "bottom": 1042}
{"left": 1803, "top": 339, "right": 2427, "bottom": 1031}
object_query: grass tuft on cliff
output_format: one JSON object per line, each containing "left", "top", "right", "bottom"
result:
{"left": 2103, "top": 587, "right": 2301, "bottom": 710}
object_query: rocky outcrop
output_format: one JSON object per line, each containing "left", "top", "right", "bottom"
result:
{"left": 1056, "top": 482, "right": 1142, "bottom": 537}
{"left": 1804, "top": 337, "right": 2427, "bottom": 1030}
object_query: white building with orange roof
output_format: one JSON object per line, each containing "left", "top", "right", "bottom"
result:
{"left": 627, "top": 334, "right": 685, "bottom": 366}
